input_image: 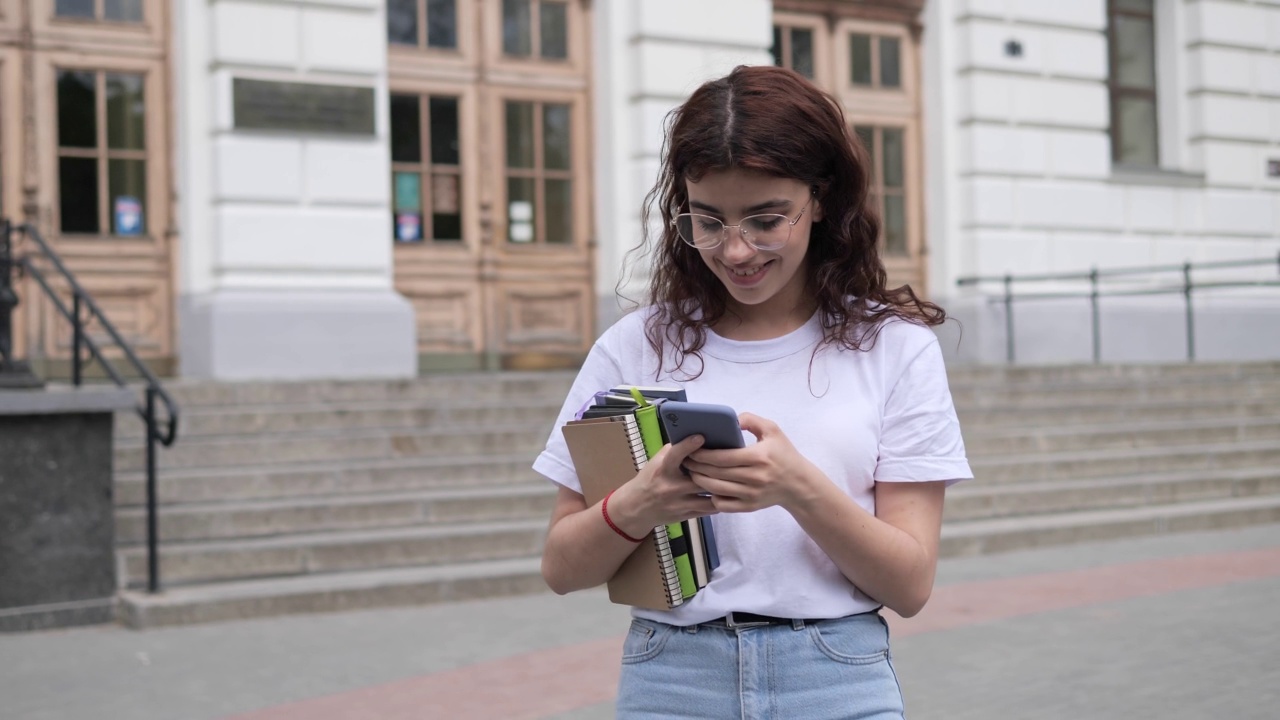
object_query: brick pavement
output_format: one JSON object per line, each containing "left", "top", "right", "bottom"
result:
{"left": 2, "top": 524, "right": 1277, "bottom": 720}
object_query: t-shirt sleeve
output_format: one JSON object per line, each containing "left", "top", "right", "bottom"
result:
{"left": 874, "top": 336, "right": 973, "bottom": 486}
{"left": 530, "top": 337, "right": 627, "bottom": 495}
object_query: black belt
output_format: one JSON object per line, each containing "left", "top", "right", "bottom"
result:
{"left": 709, "top": 612, "right": 801, "bottom": 628}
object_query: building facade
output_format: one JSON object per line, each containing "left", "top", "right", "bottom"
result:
{"left": 2, "top": 0, "right": 1277, "bottom": 380}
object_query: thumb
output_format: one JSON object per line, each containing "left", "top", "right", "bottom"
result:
{"left": 737, "top": 412, "right": 773, "bottom": 442}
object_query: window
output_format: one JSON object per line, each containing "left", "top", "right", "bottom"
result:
{"left": 502, "top": 0, "right": 568, "bottom": 60}
{"left": 56, "top": 70, "right": 148, "bottom": 236}
{"left": 505, "top": 100, "right": 572, "bottom": 245}
{"left": 849, "top": 33, "right": 901, "bottom": 89}
{"left": 854, "top": 125, "right": 907, "bottom": 256}
{"left": 771, "top": 25, "right": 815, "bottom": 79}
{"left": 1107, "top": 0, "right": 1158, "bottom": 166}
{"left": 387, "top": 0, "right": 457, "bottom": 49}
{"left": 390, "top": 93, "right": 462, "bottom": 243}
{"left": 55, "top": 0, "right": 142, "bottom": 22}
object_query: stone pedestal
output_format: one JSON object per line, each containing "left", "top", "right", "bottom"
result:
{"left": 0, "top": 387, "right": 135, "bottom": 632}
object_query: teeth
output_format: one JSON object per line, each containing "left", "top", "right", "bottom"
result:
{"left": 730, "top": 264, "right": 766, "bottom": 277}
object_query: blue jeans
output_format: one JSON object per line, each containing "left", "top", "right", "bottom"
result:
{"left": 616, "top": 612, "right": 905, "bottom": 720}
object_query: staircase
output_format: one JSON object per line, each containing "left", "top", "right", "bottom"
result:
{"left": 114, "top": 363, "right": 1280, "bottom": 628}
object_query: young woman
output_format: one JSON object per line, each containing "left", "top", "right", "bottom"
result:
{"left": 533, "top": 65, "right": 972, "bottom": 719}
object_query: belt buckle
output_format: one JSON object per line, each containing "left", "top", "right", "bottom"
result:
{"left": 724, "top": 612, "right": 773, "bottom": 629}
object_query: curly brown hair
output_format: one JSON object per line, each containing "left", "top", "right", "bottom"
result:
{"left": 634, "top": 65, "right": 944, "bottom": 376}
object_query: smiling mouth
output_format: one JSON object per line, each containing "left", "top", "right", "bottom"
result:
{"left": 728, "top": 261, "right": 772, "bottom": 277}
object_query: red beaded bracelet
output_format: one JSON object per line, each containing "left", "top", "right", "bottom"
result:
{"left": 601, "top": 489, "right": 644, "bottom": 543}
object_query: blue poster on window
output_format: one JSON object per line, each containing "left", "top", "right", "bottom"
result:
{"left": 395, "top": 212, "right": 422, "bottom": 242}
{"left": 114, "top": 196, "right": 143, "bottom": 236}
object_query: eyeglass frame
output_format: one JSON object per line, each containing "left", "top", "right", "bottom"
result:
{"left": 672, "top": 193, "right": 816, "bottom": 251}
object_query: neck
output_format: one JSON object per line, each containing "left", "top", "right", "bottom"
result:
{"left": 714, "top": 294, "right": 818, "bottom": 341}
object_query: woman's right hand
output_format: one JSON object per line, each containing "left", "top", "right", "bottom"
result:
{"left": 606, "top": 434, "right": 717, "bottom": 537}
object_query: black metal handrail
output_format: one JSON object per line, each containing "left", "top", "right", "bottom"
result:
{"left": 957, "top": 253, "right": 1280, "bottom": 364}
{"left": 1, "top": 219, "right": 179, "bottom": 593}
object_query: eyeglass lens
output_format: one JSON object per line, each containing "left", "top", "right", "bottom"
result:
{"left": 675, "top": 214, "right": 791, "bottom": 250}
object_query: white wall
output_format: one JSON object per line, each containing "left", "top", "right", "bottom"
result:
{"left": 592, "top": 0, "right": 774, "bottom": 334}
{"left": 175, "top": 0, "right": 416, "bottom": 379}
{"left": 926, "top": 0, "right": 1280, "bottom": 365}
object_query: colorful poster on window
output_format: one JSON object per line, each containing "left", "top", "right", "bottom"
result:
{"left": 395, "top": 212, "right": 422, "bottom": 242}
{"left": 394, "top": 173, "right": 422, "bottom": 211}
{"left": 114, "top": 196, "right": 143, "bottom": 236}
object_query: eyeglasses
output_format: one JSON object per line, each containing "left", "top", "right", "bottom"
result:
{"left": 673, "top": 194, "right": 814, "bottom": 251}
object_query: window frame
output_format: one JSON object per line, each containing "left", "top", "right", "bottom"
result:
{"left": 499, "top": 0, "right": 570, "bottom": 62}
{"left": 851, "top": 122, "right": 913, "bottom": 258}
{"left": 53, "top": 66, "right": 151, "bottom": 239}
{"left": 1106, "top": 0, "right": 1160, "bottom": 168}
{"left": 835, "top": 18, "right": 916, "bottom": 115}
{"left": 387, "top": 0, "right": 462, "bottom": 54}
{"left": 502, "top": 97, "right": 575, "bottom": 247}
{"left": 771, "top": 12, "right": 829, "bottom": 87}
{"left": 485, "top": 0, "right": 584, "bottom": 76}
{"left": 390, "top": 92, "right": 465, "bottom": 244}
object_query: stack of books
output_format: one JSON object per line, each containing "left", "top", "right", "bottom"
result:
{"left": 561, "top": 385, "right": 720, "bottom": 610}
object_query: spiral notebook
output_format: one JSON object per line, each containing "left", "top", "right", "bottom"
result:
{"left": 561, "top": 414, "right": 685, "bottom": 610}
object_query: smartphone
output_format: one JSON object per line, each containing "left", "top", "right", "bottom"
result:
{"left": 658, "top": 401, "right": 745, "bottom": 449}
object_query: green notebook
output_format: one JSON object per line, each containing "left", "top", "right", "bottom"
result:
{"left": 633, "top": 400, "right": 697, "bottom": 600}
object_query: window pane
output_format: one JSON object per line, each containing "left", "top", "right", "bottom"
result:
{"left": 387, "top": 0, "right": 418, "bottom": 46}
{"left": 880, "top": 37, "right": 901, "bottom": 88}
{"left": 104, "top": 0, "right": 142, "bottom": 22}
{"left": 1113, "top": 16, "right": 1155, "bottom": 90}
{"left": 390, "top": 94, "right": 421, "bottom": 163}
{"left": 791, "top": 29, "right": 814, "bottom": 79}
{"left": 429, "top": 97, "right": 459, "bottom": 165}
{"left": 503, "top": 0, "right": 532, "bottom": 57}
{"left": 59, "top": 157, "right": 99, "bottom": 234}
{"left": 540, "top": 1, "right": 568, "bottom": 59}
{"left": 854, "top": 125, "right": 875, "bottom": 171}
{"left": 543, "top": 104, "right": 570, "bottom": 170}
{"left": 507, "top": 177, "right": 536, "bottom": 243}
{"left": 882, "top": 128, "right": 904, "bottom": 188}
{"left": 506, "top": 101, "right": 535, "bottom": 169}
{"left": 883, "top": 193, "right": 907, "bottom": 256}
{"left": 427, "top": 0, "right": 457, "bottom": 48}
{"left": 108, "top": 159, "right": 146, "bottom": 236}
{"left": 106, "top": 73, "right": 145, "bottom": 150}
{"left": 1116, "top": 96, "right": 1158, "bottom": 166}
{"left": 1115, "top": 0, "right": 1153, "bottom": 13}
{"left": 55, "top": 0, "right": 93, "bottom": 18}
{"left": 770, "top": 25, "right": 783, "bottom": 67}
{"left": 57, "top": 70, "right": 97, "bottom": 149}
{"left": 544, "top": 179, "right": 571, "bottom": 245}
{"left": 850, "top": 34, "right": 872, "bottom": 86}
{"left": 432, "top": 174, "right": 462, "bottom": 241}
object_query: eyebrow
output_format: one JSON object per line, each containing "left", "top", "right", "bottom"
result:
{"left": 688, "top": 198, "right": 793, "bottom": 215}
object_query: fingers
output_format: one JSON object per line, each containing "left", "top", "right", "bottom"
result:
{"left": 657, "top": 434, "right": 705, "bottom": 470}
{"left": 737, "top": 412, "right": 777, "bottom": 441}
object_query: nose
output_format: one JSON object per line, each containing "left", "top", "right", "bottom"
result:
{"left": 718, "top": 226, "right": 757, "bottom": 264}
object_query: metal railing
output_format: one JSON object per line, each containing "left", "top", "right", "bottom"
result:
{"left": 957, "top": 253, "right": 1280, "bottom": 364}
{"left": 0, "top": 219, "right": 179, "bottom": 593}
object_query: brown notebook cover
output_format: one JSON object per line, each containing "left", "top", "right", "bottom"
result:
{"left": 561, "top": 416, "right": 680, "bottom": 610}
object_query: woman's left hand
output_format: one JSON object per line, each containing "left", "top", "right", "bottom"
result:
{"left": 681, "top": 412, "right": 819, "bottom": 513}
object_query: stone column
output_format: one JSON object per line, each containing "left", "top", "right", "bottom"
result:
{"left": 174, "top": 0, "right": 416, "bottom": 380}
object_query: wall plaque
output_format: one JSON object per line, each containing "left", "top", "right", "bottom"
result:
{"left": 233, "top": 78, "right": 375, "bottom": 135}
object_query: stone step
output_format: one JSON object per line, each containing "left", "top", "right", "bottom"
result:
{"left": 157, "top": 372, "right": 576, "bottom": 408}
{"left": 963, "top": 416, "right": 1280, "bottom": 457}
{"left": 114, "top": 423, "right": 555, "bottom": 473}
{"left": 113, "top": 399, "right": 567, "bottom": 441}
{"left": 114, "top": 454, "right": 546, "bottom": 507}
{"left": 948, "top": 377, "right": 1280, "bottom": 408}
{"left": 944, "top": 361, "right": 1280, "bottom": 387}
{"left": 114, "top": 484, "right": 557, "bottom": 544}
{"left": 117, "top": 556, "right": 548, "bottom": 629}
{"left": 117, "top": 494, "right": 1280, "bottom": 629}
{"left": 956, "top": 398, "right": 1280, "bottom": 429}
{"left": 116, "top": 518, "right": 548, "bottom": 589}
{"left": 944, "top": 466, "right": 1280, "bottom": 522}
{"left": 967, "top": 440, "right": 1280, "bottom": 484}
{"left": 940, "top": 495, "right": 1280, "bottom": 557}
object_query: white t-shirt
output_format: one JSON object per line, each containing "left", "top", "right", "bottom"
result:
{"left": 532, "top": 307, "right": 973, "bottom": 625}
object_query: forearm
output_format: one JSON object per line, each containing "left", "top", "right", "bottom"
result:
{"left": 540, "top": 489, "right": 655, "bottom": 595}
{"left": 785, "top": 479, "right": 938, "bottom": 617}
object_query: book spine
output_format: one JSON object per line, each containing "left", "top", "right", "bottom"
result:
{"left": 626, "top": 414, "right": 683, "bottom": 608}
{"left": 665, "top": 520, "right": 697, "bottom": 599}
{"left": 633, "top": 404, "right": 699, "bottom": 601}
